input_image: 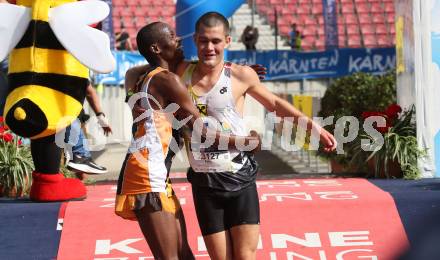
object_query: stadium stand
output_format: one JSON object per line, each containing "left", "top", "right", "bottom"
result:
{"left": 253, "top": 0, "right": 395, "bottom": 50}
{"left": 111, "top": 0, "right": 395, "bottom": 50}
{"left": 112, "top": 0, "right": 176, "bottom": 49}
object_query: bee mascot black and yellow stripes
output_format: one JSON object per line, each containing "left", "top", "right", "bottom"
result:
{"left": 0, "top": 0, "right": 114, "bottom": 201}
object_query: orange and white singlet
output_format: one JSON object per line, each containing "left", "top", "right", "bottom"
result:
{"left": 115, "top": 67, "right": 179, "bottom": 219}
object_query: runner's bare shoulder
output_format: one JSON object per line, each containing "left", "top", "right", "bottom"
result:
{"left": 230, "top": 63, "right": 260, "bottom": 82}
{"left": 150, "top": 70, "right": 184, "bottom": 92}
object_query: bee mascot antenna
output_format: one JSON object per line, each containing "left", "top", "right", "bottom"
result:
{"left": 0, "top": 0, "right": 115, "bottom": 201}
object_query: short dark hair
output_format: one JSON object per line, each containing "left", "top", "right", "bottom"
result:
{"left": 195, "top": 12, "right": 230, "bottom": 35}
{"left": 137, "top": 22, "right": 166, "bottom": 64}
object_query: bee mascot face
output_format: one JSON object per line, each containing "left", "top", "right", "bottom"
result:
{"left": 0, "top": 0, "right": 115, "bottom": 201}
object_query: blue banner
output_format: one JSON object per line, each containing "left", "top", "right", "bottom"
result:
{"left": 229, "top": 48, "right": 396, "bottom": 80}
{"left": 322, "top": 0, "right": 338, "bottom": 49}
{"left": 102, "top": 0, "right": 115, "bottom": 50}
{"left": 93, "top": 51, "right": 148, "bottom": 85}
{"left": 93, "top": 48, "right": 395, "bottom": 85}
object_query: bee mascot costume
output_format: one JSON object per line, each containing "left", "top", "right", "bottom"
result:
{"left": 0, "top": 0, "right": 115, "bottom": 201}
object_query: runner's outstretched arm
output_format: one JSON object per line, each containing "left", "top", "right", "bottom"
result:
{"left": 238, "top": 65, "right": 337, "bottom": 152}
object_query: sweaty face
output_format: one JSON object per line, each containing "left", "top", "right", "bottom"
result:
{"left": 158, "top": 25, "right": 184, "bottom": 63}
{"left": 194, "top": 24, "right": 231, "bottom": 68}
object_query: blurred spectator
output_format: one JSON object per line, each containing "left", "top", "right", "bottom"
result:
{"left": 240, "top": 25, "right": 259, "bottom": 50}
{"left": 294, "top": 30, "right": 304, "bottom": 51}
{"left": 115, "top": 23, "right": 133, "bottom": 51}
{"left": 289, "top": 23, "right": 297, "bottom": 49}
{"left": 289, "top": 24, "right": 304, "bottom": 51}
{"left": 65, "top": 84, "right": 112, "bottom": 175}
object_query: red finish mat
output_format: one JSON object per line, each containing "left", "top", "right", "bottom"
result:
{"left": 57, "top": 179, "right": 408, "bottom": 260}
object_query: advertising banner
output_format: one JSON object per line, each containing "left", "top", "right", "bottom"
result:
{"left": 94, "top": 48, "right": 395, "bottom": 85}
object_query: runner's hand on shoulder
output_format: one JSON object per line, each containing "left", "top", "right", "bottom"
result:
{"left": 249, "top": 64, "right": 267, "bottom": 80}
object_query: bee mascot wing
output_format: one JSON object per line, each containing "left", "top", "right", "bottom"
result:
{"left": 0, "top": 3, "right": 30, "bottom": 62}
{"left": 49, "top": 0, "right": 115, "bottom": 73}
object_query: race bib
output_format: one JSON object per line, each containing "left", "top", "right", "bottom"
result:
{"left": 192, "top": 151, "right": 230, "bottom": 161}
{"left": 188, "top": 149, "right": 233, "bottom": 173}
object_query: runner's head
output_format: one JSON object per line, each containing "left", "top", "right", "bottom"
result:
{"left": 194, "top": 12, "right": 231, "bottom": 68}
{"left": 137, "top": 22, "right": 184, "bottom": 66}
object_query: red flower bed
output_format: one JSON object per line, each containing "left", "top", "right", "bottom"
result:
{"left": 361, "top": 104, "right": 402, "bottom": 134}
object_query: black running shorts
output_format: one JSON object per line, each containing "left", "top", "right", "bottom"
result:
{"left": 192, "top": 183, "right": 260, "bottom": 236}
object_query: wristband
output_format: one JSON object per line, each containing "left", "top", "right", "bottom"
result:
{"left": 125, "top": 89, "right": 134, "bottom": 103}
{"left": 97, "top": 114, "right": 109, "bottom": 127}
